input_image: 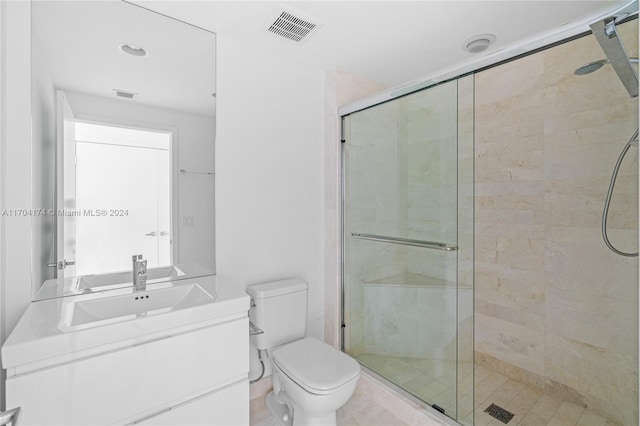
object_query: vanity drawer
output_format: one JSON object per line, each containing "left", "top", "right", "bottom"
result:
{"left": 135, "top": 379, "right": 249, "bottom": 425}
{"left": 6, "top": 317, "right": 249, "bottom": 425}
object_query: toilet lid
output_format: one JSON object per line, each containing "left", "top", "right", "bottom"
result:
{"left": 272, "top": 337, "right": 360, "bottom": 395}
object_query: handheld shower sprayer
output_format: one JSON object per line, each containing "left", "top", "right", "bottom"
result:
{"left": 601, "top": 129, "right": 639, "bottom": 257}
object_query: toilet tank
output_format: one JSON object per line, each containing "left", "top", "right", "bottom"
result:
{"left": 247, "top": 278, "right": 308, "bottom": 350}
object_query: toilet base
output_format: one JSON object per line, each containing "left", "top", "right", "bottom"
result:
{"left": 290, "top": 406, "right": 337, "bottom": 426}
{"left": 265, "top": 389, "right": 339, "bottom": 426}
{"left": 266, "top": 391, "right": 292, "bottom": 426}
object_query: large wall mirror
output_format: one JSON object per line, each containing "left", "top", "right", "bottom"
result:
{"left": 31, "top": 1, "right": 216, "bottom": 299}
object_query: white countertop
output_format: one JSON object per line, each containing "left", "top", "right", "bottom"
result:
{"left": 2, "top": 274, "right": 249, "bottom": 374}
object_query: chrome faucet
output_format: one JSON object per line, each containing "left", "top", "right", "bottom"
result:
{"left": 132, "top": 254, "right": 147, "bottom": 291}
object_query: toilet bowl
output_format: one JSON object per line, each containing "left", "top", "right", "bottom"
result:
{"left": 247, "top": 279, "right": 361, "bottom": 426}
{"left": 270, "top": 337, "right": 360, "bottom": 425}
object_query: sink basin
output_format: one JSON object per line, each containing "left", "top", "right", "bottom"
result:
{"left": 62, "top": 283, "right": 215, "bottom": 329}
{"left": 78, "top": 265, "right": 186, "bottom": 290}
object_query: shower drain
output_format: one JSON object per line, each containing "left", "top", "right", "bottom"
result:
{"left": 484, "top": 403, "right": 514, "bottom": 424}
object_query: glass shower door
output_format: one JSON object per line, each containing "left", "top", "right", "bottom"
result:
{"left": 343, "top": 76, "right": 474, "bottom": 423}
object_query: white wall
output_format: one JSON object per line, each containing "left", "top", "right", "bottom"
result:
{"left": 215, "top": 35, "right": 325, "bottom": 343}
{"left": 0, "top": 0, "right": 33, "bottom": 411}
{"left": 1, "top": 4, "right": 326, "bottom": 406}
{"left": 64, "top": 92, "right": 215, "bottom": 274}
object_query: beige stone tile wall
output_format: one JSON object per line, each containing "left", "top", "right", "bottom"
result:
{"left": 404, "top": 81, "right": 460, "bottom": 285}
{"left": 474, "top": 21, "right": 638, "bottom": 424}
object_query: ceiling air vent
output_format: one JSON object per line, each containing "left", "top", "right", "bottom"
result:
{"left": 265, "top": 8, "right": 321, "bottom": 43}
{"left": 113, "top": 89, "right": 136, "bottom": 99}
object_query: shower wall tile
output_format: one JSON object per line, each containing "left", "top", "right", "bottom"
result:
{"left": 475, "top": 267, "right": 545, "bottom": 318}
{"left": 474, "top": 53, "right": 545, "bottom": 106}
{"left": 475, "top": 312, "right": 545, "bottom": 375}
{"left": 404, "top": 95, "right": 459, "bottom": 265}
{"left": 475, "top": 20, "right": 638, "bottom": 424}
{"left": 363, "top": 285, "right": 418, "bottom": 356}
{"left": 349, "top": 100, "right": 402, "bottom": 237}
{"left": 362, "top": 284, "right": 459, "bottom": 360}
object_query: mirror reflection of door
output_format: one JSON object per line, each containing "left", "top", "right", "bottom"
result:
{"left": 71, "top": 120, "right": 172, "bottom": 276}
{"left": 35, "top": 1, "right": 215, "bottom": 294}
{"left": 56, "top": 91, "right": 78, "bottom": 278}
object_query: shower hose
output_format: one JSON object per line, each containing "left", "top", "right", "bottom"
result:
{"left": 602, "top": 128, "right": 639, "bottom": 257}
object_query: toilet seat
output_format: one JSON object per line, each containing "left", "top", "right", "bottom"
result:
{"left": 271, "top": 337, "right": 360, "bottom": 396}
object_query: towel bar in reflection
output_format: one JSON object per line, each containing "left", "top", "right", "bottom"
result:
{"left": 179, "top": 169, "right": 214, "bottom": 176}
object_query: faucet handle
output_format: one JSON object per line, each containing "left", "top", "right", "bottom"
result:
{"left": 132, "top": 254, "right": 143, "bottom": 261}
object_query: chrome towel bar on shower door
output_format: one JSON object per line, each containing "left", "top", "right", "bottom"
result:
{"left": 351, "top": 233, "right": 459, "bottom": 251}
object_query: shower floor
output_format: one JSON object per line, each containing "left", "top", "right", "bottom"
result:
{"left": 356, "top": 353, "right": 464, "bottom": 419}
{"left": 355, "top": 354, "right": 618, "bottom": 426}
{"left": 472, "top": 365, "right": 618, "bottom": 426}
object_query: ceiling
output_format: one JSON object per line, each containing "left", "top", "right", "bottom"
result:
{"left": 131, "top": 1, "right": 634, "bottom": 88}
{"left": 34, "top": 1, "right": 633, "bottom": 114}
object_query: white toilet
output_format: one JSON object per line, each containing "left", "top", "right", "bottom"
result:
{"left": 247, "top": 278, "right": 360, "bottom": 426}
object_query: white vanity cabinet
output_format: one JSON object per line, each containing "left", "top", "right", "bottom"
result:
{"left": 2, "top": 276, "right": 250, "bottom": 426}
{"left": 136, "top": 380, "right": 248, "bottom": 426}
{"left": 7, "top": 316, "right": 249, "bottom": 425}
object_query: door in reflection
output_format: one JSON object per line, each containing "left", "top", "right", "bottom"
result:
{"left": 73, "top": 121, "right": 171, "bottom": 275}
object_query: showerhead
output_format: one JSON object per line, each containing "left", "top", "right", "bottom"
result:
{"left": 574, "top": 58, "right": 639, "bottom": 75}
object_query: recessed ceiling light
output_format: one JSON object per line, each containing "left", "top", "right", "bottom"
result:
{"left": 119, "top": 43, "right": 148, "bottom": 57}
{"left": 462, "top": 34, "right": 497, "bottom": 54}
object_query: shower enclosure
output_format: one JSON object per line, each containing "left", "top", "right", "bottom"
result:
{"left": 342, "top": 12, "right": 638, "bottom": 426}
{"left": 342, "top": 76, "right": 475, "bottom": 423}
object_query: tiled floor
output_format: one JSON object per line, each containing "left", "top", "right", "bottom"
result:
{"left": 472, "top": 365, "right": 619, "bottom": 426}
{"left": 250, "top": 356, "right": 621, "bottom": 426}
{"left": 250, "top": 388, "right": 408, "bottom": 426}
{"left": 357, "top": 353, "right": 466, "bottom": 419}
{"left": 352, "top": 353, "right": 619, "bottom": 426}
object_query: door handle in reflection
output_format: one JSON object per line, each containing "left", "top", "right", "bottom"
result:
{"left": 160, "top": 231, "right": 169, "bottom": 236}
{"left": 145, "top": 231, "right": 157, "bottom": 236}
{"left": 47, "top": 260, "right": 75, "bottom": 269}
